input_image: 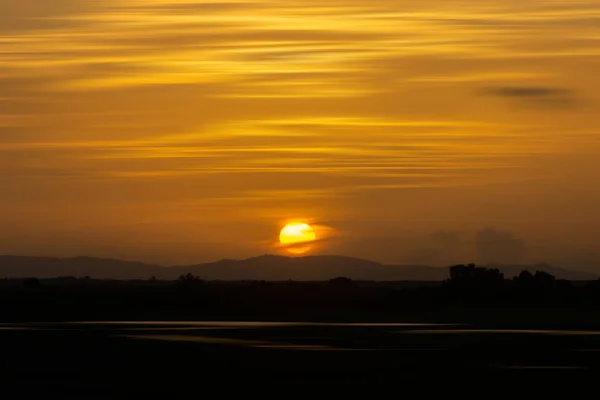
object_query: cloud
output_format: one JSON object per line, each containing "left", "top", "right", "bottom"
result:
{"left": 485, "top": 87, "right": 570, "bottom": 98}
{"left": 482, "top": 86, "right": 577, "bottom": 108}
{"left": 476, "top": 228, "right": 525, "bottom": 264}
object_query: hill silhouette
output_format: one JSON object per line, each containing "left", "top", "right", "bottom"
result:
{"left": 0, "top": 254, "right": 595, "bottom": 281}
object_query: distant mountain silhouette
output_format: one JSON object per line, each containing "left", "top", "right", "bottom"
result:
{"left": 0, "top": 255, "right": 161, "bottom": 279}
{"left": 0, "top": 254, "right": 596, "bottom": 281}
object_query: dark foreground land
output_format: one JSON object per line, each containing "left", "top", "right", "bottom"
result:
{"left": 3, "top": 266, "right": 600, "bottom": 395}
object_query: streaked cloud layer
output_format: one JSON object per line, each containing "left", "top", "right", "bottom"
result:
{"left": 1, "top": 0, "right": 600, "bottom": 266}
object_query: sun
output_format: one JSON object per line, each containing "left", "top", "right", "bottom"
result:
{"left": 280, "top": 222, "right": 316, "bottom": 254}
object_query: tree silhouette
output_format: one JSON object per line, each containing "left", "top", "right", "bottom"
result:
{"left": 448, "top": 264, "right": 504, "bottom": 287}
{"left": 328, "top": 277, "right": 354, "bottom": 287}
{"left": 514, "top": 270, "right": 561, "bottom": 289}
{"left": 175, "top": 273, "right": 204, "bottom": 289}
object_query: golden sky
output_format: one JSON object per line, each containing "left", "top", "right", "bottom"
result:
{"left": 2, "top": 0, "right": 600, "bottom": 268}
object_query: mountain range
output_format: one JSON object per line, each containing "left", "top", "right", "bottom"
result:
{"left": 0, "top": 254, "right": 596, "bottom": 281}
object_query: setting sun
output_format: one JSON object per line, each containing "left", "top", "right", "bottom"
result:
{"left": 279, "top": 222, "right": 317, "bottom": 254}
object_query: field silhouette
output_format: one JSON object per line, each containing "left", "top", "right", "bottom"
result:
{"left": 1, "top": 260, "right": 600, "bottom": 322}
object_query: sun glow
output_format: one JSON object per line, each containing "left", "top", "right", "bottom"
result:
{"left": 279, "top": 222, "right": 317, "bottom": 254}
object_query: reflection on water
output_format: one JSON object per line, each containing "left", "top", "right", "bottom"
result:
{"left": 0, "top": 327, "right": 32, "bottom": 331}
{"left": 119, "top": 334, "right": 366, "bottom": 351}
{"left": 74, "top": 321, "right": 300, "bottom": 327}
{"left": 119, "top": 327, "right": 245, "bottom": 331}
{"left": 2, "top": 321, "right": 600, "bottom": 370}
{"left": 401, "top": 329, "right": 600, "bottom": 336}
{"left": 120, "top": 334, "right": 271, "bottom": 345}
{"left": 71, "top": 321, "right": 455, "bottom": 328}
